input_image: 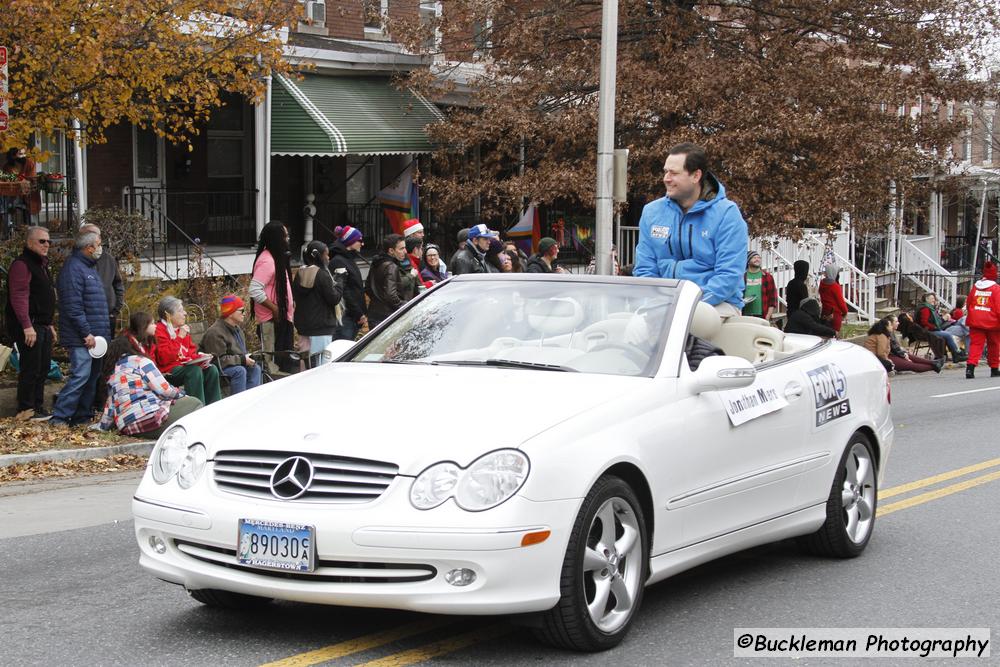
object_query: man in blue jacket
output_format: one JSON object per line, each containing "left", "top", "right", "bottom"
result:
{"left": 51, "top": 229, "right": 111, "bottom": 427}
{"left": 633, "top": 143, "right": 749, "bottom": 317}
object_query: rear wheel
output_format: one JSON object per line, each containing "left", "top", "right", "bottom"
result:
{"left": 188, "top": 588, "right": 273, "bottom": 609}
{"left": 798, "top": 433, "right": 877, "bottom": 558}
{"left": 534, "top": 475, "right": 648, "bottom": 651}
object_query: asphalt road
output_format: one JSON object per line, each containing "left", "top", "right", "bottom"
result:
{"left": 1, "top": 367, "right": 998, "bottom": 666}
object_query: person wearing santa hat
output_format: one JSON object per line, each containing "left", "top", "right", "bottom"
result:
{"left": 964, "top": 260, "right": 1000, "bottom": 379}
{"left": 402, "top": 218, "right": 424, "bottom": 241}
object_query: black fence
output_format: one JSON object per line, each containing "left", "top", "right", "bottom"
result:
{"left": 124, "top": 187, "right": 257, "bottom": 247}
{"left": 1, "top": 179, "right": 81, "bottom": 240}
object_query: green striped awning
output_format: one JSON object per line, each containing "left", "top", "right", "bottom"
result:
{"left": 270, "top": 74, "right": 444, "bottom": 157}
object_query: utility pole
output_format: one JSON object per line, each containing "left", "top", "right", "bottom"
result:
{"left": 594, "top": 0, "right": 619, "bottom": 275}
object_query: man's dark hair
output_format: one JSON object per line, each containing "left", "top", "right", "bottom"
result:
{"left": 405, "top": 236, "right": 423, "bottom": 254}
{"left": 255, "top": 221, "right": 292, "bottom": 323}
{"left": 668, "top": 142, "right": 710, "bottom": 178}
{"left": 381, "top": 234, "right": 404, "bottom": 253}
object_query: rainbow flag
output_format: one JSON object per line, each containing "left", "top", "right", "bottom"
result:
{"left": 508, "top": 204, "right": 541, "bottom": 255}
{"left": 379, "top": 163, "right": 419, "bottom": 236}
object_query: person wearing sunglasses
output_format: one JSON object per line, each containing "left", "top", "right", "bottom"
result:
{"left": 5, "top": 226, "right": 57, "bottom": 421}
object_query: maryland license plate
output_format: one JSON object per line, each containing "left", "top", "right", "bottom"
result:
{"left": 237, "top": 519, "right": 315, "bottom": 572}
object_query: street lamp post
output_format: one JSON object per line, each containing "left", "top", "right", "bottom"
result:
{"left": 594, "top": 0, "right": 619, "bottom": 275}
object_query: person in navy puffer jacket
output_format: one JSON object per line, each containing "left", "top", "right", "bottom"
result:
{"left": 51, "top": 229, "right": 111, "bottom": 426}
{"left": 633, "top": 143, "right": 749, "bottom": 318}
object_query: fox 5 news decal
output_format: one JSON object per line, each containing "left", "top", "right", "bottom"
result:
{"left": 807, "top": 363, "right": 851, "bottom": 427}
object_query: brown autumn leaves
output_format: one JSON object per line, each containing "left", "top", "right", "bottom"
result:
{"left": 394, "top": 0, "right": 1000, "bottom": 238}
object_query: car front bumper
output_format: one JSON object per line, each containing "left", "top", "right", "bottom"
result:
{"left": 132, "top": 474, "right": 579, "bottom": 615}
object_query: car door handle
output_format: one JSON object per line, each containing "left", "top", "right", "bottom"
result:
{"left": 784, "top": 382, "right": 804, "bottom": 400}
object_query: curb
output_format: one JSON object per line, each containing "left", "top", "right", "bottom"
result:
{"left": 0, "top": 442, "right": 154, "bottom": 468}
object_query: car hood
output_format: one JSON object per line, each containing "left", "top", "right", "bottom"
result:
{"left": 181, "top": 363, "right": 644, "bottom": 475}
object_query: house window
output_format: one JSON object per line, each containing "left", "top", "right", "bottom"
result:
{"left": 419, "top": 1, "right": 443, "bottom": 52}
{"left": 473, "top": 18, "right": 493, "bottom": 58}
{"left": 207, "top": 138, "right": 244, "bottom": 178}
{"left": 208, "top": 93, "right": 247, "bottom": 181}
{"left": 346, "top": 156, "right": 378, "bottom": 205}
{"left": 984, "top": 107, "right": 995, "bottom": 164}
{"left": 135, "top": 128, "right": 161, "bottom": 180}
{"left": 364, "top": 0, "right": 388, "bottom": 32}
{"left": 963, "top": 111, "right": 973, "bottom": 162}
{"left": 38, "top": 133, "right": 64, "bottom": 175}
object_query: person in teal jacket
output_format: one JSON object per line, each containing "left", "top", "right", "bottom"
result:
{"left": 633, "top": 143, "right": 749, "bottom": 316}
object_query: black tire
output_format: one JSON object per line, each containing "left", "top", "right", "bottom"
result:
{"left": 534, "top": 475, "right": 649, "bottom": 652}
{"left": 798, "top": 432, "right": 878, "bottom": 558}
{"left": 188, "top": 588, "right": 273, "bottom": 609}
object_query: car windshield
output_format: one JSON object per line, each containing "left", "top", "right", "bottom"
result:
{"left": 349, "top": 279, "right": 679, "bottom": 376}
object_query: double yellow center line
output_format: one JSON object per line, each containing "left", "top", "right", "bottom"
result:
{"left": 878, "top": 456, "right": 1000, "bottom": 516}
{"left": 264, "top": 455, "right": 1000, "bottom": 667}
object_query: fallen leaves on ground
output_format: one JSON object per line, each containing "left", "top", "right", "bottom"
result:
{"left": 0, "top": 454, "right": 148, "bottom": 483}
{"left": 0, "top": 419, "right": 132, "bottom": 455}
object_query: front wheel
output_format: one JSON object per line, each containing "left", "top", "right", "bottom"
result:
{"left": 798, "top": 433, "right": 877, "bottom": 558}
{"left": 534, "top": 475, "right": 648, "bottom": 651}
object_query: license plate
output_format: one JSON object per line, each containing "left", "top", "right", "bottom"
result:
{"left": 237, "top": 519, "right": 315, "bottom": 572}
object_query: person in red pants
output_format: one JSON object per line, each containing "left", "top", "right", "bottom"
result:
{"left": 965, "top": 261, "right": 1000, "bottom": 379}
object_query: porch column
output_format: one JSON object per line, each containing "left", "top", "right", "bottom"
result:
{"left": 254, "top": 74, "right": 272, "bottom": 236}
{"left": 929, "top": 190, "right": 941, "bottom": 251}
{"left": 73, "top": 119, "right": 87, "bottom": 222}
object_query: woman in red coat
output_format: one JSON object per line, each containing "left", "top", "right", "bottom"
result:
{"left": 819, "top": 265, "right": 849, "bottom": 335}
{"left": 153, "top": 296, "right": 222, "bottom": 405}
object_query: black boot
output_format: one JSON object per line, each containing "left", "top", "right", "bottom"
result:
{"left": 991, "top": 368, "right": 1000, "bottom": 378}
{"left": 967, "top": 364, "right": 976, "bottom": 379}
{"left": 933, "top": 358, "right": 944, "bottom": 373}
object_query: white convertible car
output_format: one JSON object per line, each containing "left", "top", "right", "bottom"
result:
{"left": 133, "top": 274, "right": 892, "bottom": 651}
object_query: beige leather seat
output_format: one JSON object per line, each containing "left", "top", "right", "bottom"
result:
{"left": 690, "top": 301, "right": 784, "bottom": 364}
{"left": 711, "top": 320, "right": 784, "bottom": 364}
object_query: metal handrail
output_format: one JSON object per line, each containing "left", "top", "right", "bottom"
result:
{"left": 900, "top": 237, "right": 957, "bottom": 309}
{"left": 123, "top": 186, "right": 245, "bottom": 283}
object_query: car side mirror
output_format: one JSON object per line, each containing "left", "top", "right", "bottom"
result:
{"left": 686, "top": 355, "right": 756, "bottom": 394}
{"left": 322, "top": 339, "right": 356, "bottom": 364}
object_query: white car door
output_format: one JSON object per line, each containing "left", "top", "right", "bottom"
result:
{"left": 661, "top": 359, "right": 815, "bottom": 548}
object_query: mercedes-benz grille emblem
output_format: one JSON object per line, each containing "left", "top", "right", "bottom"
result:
{"left": 269, "top": 456, "right": 315, "bottom": 500}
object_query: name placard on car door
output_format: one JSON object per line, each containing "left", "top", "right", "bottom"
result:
{"left": 719, "top": 382, "right": 788, "bottom": 426}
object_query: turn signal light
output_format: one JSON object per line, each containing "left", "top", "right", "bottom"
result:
{"left": 521, "top": 530, "right": 551, "bottom": 547}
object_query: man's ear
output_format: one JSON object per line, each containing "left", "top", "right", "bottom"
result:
{"left": 693, "top": 169, "right": 703, "bottom": 185}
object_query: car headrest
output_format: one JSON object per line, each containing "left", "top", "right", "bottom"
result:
{"left": 526, "top": 297, "right": 585, "bottom": 336}
{"left": 689, "top": 301, "right": 722, "bottom": 339}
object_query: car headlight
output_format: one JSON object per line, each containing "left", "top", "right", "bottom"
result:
{"left": 151, "top": 426, "right": 188, "bottom": 484}
{"left": 410, "top": 450, "right": 530, "bottom": 512}
{"left": 177, "top": 444, "right": 208, "bottom": 489}
{"left": 410, "top": 462, "right": 461, "bottom": 510}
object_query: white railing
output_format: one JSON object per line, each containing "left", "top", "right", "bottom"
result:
{"left": 617, "top": 225, "right": 640, "bottom": 268}
{"left": 900, "top": 237, "right": 958, "bottom": 309}
{"left": 834, "top": 251, "right": 877, "bottom": 324}
{"left": 621, "top": 226, "right": 876, "bottom": 320}
{"left": 753, "top": 238, "right": 876, "bottom": 323}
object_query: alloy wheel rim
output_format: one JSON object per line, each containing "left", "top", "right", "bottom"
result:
{"left": 840, "top": 442, "right": 876, "bottom": 544}
{"left": 582, "top": 497, "right": 643, "bottom": 633}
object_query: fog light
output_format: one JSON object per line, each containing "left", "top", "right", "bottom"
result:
{"left": 444, "top": 568, "right": 477, "bottom": 587}
{"left": 149, "top": 535, "right": 167, "bottom": 554}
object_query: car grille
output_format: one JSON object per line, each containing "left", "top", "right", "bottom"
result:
{"left": 173, "top": 540, "right": 436, "bottom": 583}
{"left": 212, "top": 449, "right": 399, "bottom": 503}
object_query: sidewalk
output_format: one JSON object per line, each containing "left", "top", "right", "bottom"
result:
{"left": 0, "top": 469, "right": 144, "bottom": 538}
